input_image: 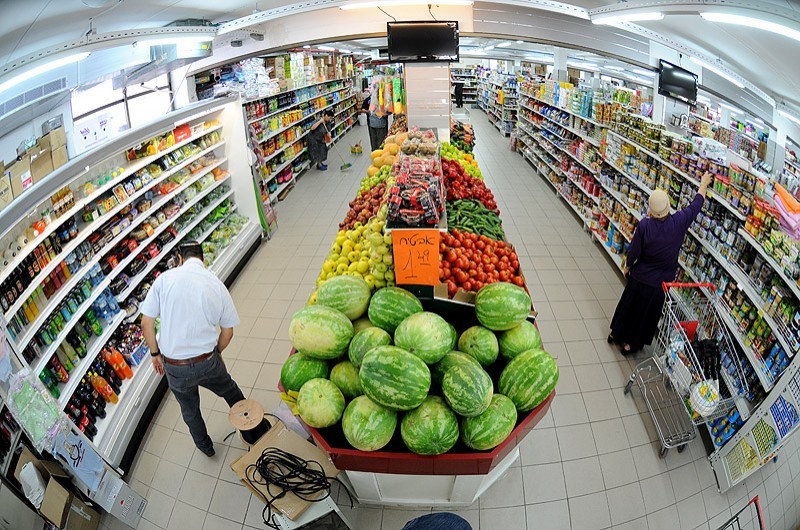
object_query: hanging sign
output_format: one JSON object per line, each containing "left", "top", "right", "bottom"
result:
{"left": 392, "top": 229, "right": 440, "bottom": 286}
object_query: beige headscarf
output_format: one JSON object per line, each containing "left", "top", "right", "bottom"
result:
{"left": 649, "top": 189, "right": 670, "bottom": 219}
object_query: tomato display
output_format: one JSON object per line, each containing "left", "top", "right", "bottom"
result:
{"left": 440, "top": 229, "right": 524, "bottom": 297}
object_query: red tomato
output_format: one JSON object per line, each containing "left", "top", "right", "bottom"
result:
{"left": 472, "top": 280, "right": 483, "bottom": 291}
{"left": 447, "top": 281, "right": 458, "bottom": 296}
{"left": 511, "top": 259, "right": 520, "bottom": 270}
{"left": 498, "top": 261, "right": 508, "bottom": 272}
{"left": 455, "top": 270, "right": 469, "bottom": 283}
{"left": 452, "top": 239, "right": 461, "bottom": 248}
{"left": 476, "top": 240, "right": 486, "bottom": 251}
{"left": 499, "top": 270, "right": 511, "bottom": 281}
{"left": 468, "top": 233, "right": 478, "bottom": 241}
{"left": 443, "top": 268, "right": 452, "bottom": 280}
{"left": 510, "top": 251, "right": 518, "bottom": 262}
{"left": 462, "top": 280, "right": 473, "bottom": 291}
{"left": 469, "top": 269, "right": 477, "bottom": 278}
{"left": 468, "top": 260, "right": 477, "bottom": 270}
{"left": 485, "top": 263, "right": 495, "bottom": 273}
{"left": 490, "top": 255, "right": 499, "bottom": 265}
{"left": 513, "top": 275, "right": 525, "bottom": 286}
{"left": 500, "top": 256, "right": 509, "bottom": 263}
{"left": 446, "top": 250, "right": 457, "bottom": 263}
{"left": 477, "top": 271, "right": 487, "bottom": 282}
{"left": 457, "top": 257, "right": 469, "bottom": 269}
{"left": 439, "top": 270, "right": 445, "bottom": 281}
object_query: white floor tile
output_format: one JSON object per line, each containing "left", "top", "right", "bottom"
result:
{"left": 599, "top": 449, "right": 639, "bottom": 488}
{"left": 522, "top": 462, "right": 567, "bottom": 503}
{"left": 563, "top": 456, "right": 605, "bottom": 497}
{"left": 569, "top": 492, "right": 612, "bottom": 530}
{"left": 606, "top": 482, "right": 646, "bottom": 525}
{"left": 525, "top": 499, "right": 571, "bottom": 530}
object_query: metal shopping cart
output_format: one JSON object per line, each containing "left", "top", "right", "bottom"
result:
{"left": 623, "top": 282, "right": 751, "bottom": 458}
{"left": 715, "top": 496, "right": 765, "bottom": 530}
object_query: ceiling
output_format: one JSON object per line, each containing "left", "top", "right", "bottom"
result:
{"left": 2, "top": 0, "right": 800, "bottom": 115}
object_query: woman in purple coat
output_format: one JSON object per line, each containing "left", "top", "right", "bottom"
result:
{"left": 609, "top": 172, "right": 712, "bottom": 354}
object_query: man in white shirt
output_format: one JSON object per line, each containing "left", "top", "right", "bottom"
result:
{"left": 140, "top": 241, "right": 245, "bottom": 457}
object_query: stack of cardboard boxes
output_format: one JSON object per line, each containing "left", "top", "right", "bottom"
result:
{"left": 1, "top": 124, "right": 69, "bottom": 214}
{"left": 264, "top": 52, "right": 355, "bottom": 91}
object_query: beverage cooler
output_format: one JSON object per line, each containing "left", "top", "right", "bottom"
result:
{"left": 0, "top": 95, "right": 263, "bottom": 470}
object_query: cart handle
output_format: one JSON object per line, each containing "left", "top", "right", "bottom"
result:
{"left": 662, "top": 281, "right": 716, "bottom": 293}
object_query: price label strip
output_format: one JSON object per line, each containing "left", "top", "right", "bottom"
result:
{"left": 391, "top": 229, "right": 440, "bottom": 287}
{"left": 770, "top": 396, "right": 799, "bottom": 439}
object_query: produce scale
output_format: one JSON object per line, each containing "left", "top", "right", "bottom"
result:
{"left": 278, "top": 121, "right": 558, "bottom": 506}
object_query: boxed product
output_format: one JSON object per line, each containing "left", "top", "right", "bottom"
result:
{"left": 52, "top": 146, "right": 69, "bottom": 170}
{"left": 7, "top": 155, "right": 33, "bottom": 197}
{"left": 0, "top": 162, "right": 11, "bottom": 213}
{"left": 90, "top": 469, "right": 147, "bottom": 528}
{"left": 14, "top": 449, "right": 101, "bottom": 530}
{"left": 39, "top": 126, "right": 67, "bottom": 151}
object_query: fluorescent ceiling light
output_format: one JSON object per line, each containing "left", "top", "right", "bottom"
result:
{"left": 568, "top": 61, "right": 599, "bottom": 71}
{"left": 317, "top": 45, "right": 336, "bottom": 51}
{"left": 339, "top": 49, "right": 352, "bottom": 54}
{"left": 592, "top": 12, "right": 664, "bottom": 25}
{"left": 701, "top": 12, "right": 800, "bottom": 43}
{"left": 605, "top": 66, "right": 625, "bottom": 71}
{"left": 696, "top": 94, "right": 711, "bottom": 103}
{"left": 515, "top": 40, "right": 524, "bottom": 44}
{"left": 303, "top": 45, "right": 311, "bottom": 49}
{"left": 0, "top": 51, "right": 90, "bottom": 95}
{"left": 689, "top": 56, "right": 744, "bottom": 88}
{"left": 779, "top": 110, "right": 800, "bottom": 127}
{"left": 719, "top": 102, "right": 742, "bottom": 114}
{"left": 341, "top": 0, "right": 472, "bottom": 9}
{"left": 137, "top": 35, "right": 214, "bottom": 46}
{"left": 632, "top": 68, "right": 655, "bottom": 77}
{"left": 497, "top": 42, "right": 512, "bottom": 48}
{"left": 483, "top": 45, "right": 495, "bottom": 51}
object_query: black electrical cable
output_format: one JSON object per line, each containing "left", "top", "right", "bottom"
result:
{"left": 244, "top": 447, "right": 354, "bottom": 529}
{"left": 378, "top": 6, "right": 397, "bottom": 21}
{"left": 428, "top": 4, "right": 438, "bottom": 20}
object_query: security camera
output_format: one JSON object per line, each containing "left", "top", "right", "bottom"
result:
{"left": 250, "top": 33, "right": 265, "bottom": 42}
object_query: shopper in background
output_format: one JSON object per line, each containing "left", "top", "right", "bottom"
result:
{"left": 451, "top": 72, "right": 465, "bottom": 108}
{"left": 309, "top": 110, "right": 334, "bottom": 171}
{"left": 367, "top": 106, "right": 389, "bottom": 152}
{"left": 609, "top": 171, "right": 712, "bottom": 354}
{"left": 140, "top": 241, "right": 245, "bottom": 457}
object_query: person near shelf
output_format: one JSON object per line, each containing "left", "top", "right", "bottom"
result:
{"left": 308, "top": 110, "right": 334, "bottom": 171}
{"left": 451, "top": 72, "right": 465, "bottom": 108}
{"left": 140, "top": 241, "right": 245, "bottom": 457}
{"left": 366, "top": 105, "right": 390, "bottom": 152}
{"left": 609, "top": 171, "right": 713, "bottom": 355}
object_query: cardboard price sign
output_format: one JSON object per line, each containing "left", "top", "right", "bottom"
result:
{"left": 392, "top": 229, "right": 440, "bottom": 286}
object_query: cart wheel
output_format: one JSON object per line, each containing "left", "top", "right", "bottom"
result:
{"left": 677, "top": 444, "right": 686, "bottom": 453}
{"left": 624, "top": 380, "right": 634, "bottom": 395}
{"left": 659, "top": 447, "right": 669, "bottom": 459}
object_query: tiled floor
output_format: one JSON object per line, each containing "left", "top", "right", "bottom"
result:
{"left": 106, "top": 113, "right": 800, "bottom": 530}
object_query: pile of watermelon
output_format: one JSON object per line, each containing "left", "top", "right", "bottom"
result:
{"left": 281, "top": 276, "right": 558, "bottom": 455}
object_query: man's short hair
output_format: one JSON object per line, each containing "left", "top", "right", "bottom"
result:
{"left": 179, "top": 241, "right": 203, "bottom": 261}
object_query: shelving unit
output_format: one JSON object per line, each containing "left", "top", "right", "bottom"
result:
{"left": 451, "top": 67, "right": 478, "bottom": 107}
{"left": 477, "top": 74, "right": 517, "bottom": 136}
{"left": 1, "top": 97, "right": 263, "bottom": 469}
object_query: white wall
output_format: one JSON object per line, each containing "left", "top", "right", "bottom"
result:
{"left": 0, "top": 99, "right": 74, "bottom": 167}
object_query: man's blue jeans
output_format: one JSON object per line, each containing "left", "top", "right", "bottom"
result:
{"left": 401, "top": 513, "right": 472, "bottom": 530}
{"left": 163, "top": 353, "right": 245, "bottom": 452}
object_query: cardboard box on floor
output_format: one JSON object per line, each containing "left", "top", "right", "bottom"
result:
{"left": 231, "top": 420, "right": 339, "bottom": 521}
{"left": 90, "top": 468, "right": 147, "bottom": 528}
{"left": 14, "top": 448, "right": 101, "bottom": 530}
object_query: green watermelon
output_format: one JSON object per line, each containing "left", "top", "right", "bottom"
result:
{"left": 359, "top": 346, "right": 431, "bottom": 411}
{"left": 353, "top": 317, "right": 375, "bottom": 334}
{"left": 394, "top": 312, "right": 453, "bottom": 364}
{"left": 498, "top": 321, "right": 543, "bottom": 361}
{"left": 367, "top": 287, "right": 423, "bottom": 333}
{"left": 296, "top": 378, "right": 345, "bottom": 428}
{"left": 289, "top": 305, "right": 353, "bottom": 359}
{"left": 316, "top": 275, "right": 371, "bottom": 319}
{"left": 342, "top": 396, "right": 397, "bottom": 451}
{"left": 475, "top": 283, "right": 531, "bottom": 331}
{"left": 330, "top": 361, "right": 363, "bottom": 400}
{"left": 442, "top": 362, "right": 493, "bottom": 417}
{"left": 457, "top": 326, "right": 499, "bottom": 367}
{"left": 499, "top": 349, "right": 559, "bottom": 411}
{"left": 280, "top": 353, "right": 328, "bottom": 392}
{"left": 461, "top": 394, "right": 518, "bottom": 450}
{"left": 446, "top": 322, "right": 458, "bottom": 350}
{"left": 348, "top": 327, "right": 392, "bottom": 368}
{"left": 400, "top": 396, "right": 459, "bottom": 455}
{"left": 431, "top": 351, "right": 481, "bottom": 386}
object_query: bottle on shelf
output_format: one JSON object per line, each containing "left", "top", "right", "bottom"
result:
{"left": 90, "top": 371, "right": 118, "bottom": 404}
{"left": 102, "top": 347, "right": 133, "bottom": 380}
{"left": 39, "top": 368, "right": 61, "bottom": 398}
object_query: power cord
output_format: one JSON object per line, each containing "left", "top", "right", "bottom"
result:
{"left": 378, "top": 6, "right": 397, "bottom": 21}
{"left": 244, "top": 447, "right": 354, "bottom": 529}
{"left": 428, "top": 4, "right": 437, "bottom": 20}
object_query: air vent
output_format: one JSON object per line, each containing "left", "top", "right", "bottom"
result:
{"left": 0, "top": 77, "right": 67, "bottom": 120}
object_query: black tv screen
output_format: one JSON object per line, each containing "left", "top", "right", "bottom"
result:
{"left": 658, "top": 60, "right": 698, "bottom": 105}
{"left": 387, "top": 21, "right": 459, "bottom": 63}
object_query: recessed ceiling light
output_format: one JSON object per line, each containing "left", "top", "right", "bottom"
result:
{"left": 689, "top": 56, "right": 744, "bottom": 88}
{"left": 701, "top": 12, "right": 800, "bottom": 43}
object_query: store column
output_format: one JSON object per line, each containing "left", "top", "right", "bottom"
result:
{"left": 404, "top": 63, "right": 450, "bottom": 136}
{"left": 553, "top": 48, "right": 569, "bottom": 83}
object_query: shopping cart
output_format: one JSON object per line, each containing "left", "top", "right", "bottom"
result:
{"left": 623, "top": 282, "right": 751, "bottom": 458}
{"left": 715, "top": 496, "right": 765, "bottom": 530}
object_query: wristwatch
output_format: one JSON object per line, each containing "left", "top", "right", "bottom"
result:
{"left": 150, "top": 350, "right": 161, "bottom": 357}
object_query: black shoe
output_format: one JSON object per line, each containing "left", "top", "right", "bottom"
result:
{"left": 198, "top": 445, "right": 215, "bottom": 457}
{"left": 607, "top": 334, "right": 615, "bottom": 344}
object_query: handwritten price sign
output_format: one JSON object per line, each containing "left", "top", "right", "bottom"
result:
{"left": 392, "top": 229, "right": 440, "bottom": 286}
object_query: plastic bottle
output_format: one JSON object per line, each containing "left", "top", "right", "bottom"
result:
{"left": 90, "top": 371, "right": 118, "bottom": 404}
{"left": 103, "top": 347, "right": 133, "bottom": 380}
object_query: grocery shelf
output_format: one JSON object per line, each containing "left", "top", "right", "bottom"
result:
{"left": 591, "top": 230, "right": 625, "bottom": 272}
{"left": 602, "top": 154, "right": 657, "bottom": 196}
{"left": 56, "top": 311, "right": 127, "bottom": 406}
{"left": 334, "top": 101, "right": 356, "bottom": 118}
{"left": 258, "top": 94, "right": 353, "bottom": 144}
{"left": 93, "top": 352, "right": 152, "bottom": 447}
{"left": 275, "top": 178, "right": 295, "bottom": 197}
{"left": 209, "top": 222, "right": 259, "bottom": 277}
{"left": 0, "top": 428, "right": 22, "bottom": 476}
{"left": 537, "top": 132, "right": 599, "bottom": 175}
{"left": 523, "top": 93, "right": 608, "bottom": 128}
{"left": 519, "top": 99, "right": 602, "bottom": 148}
{"left": 244, "top": 78, "right": 353, "bottom": 116}
{"left": 264, "top": 152, "right": 304, "bottom": 184}
{"left": 737, "top": 228, "right": 800, "bottom": 302}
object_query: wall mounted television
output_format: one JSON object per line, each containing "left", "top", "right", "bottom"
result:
{"left": 387, "top": 21, "right": 459, "bottom": 63}
{"left": 658, "top": 59, "right": 698, "bottom": 105}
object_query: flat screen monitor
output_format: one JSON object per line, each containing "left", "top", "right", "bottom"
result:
{"left": 387, "top": 21, "right": 459, "bottom": 63}
{"left": 658, "top": 60, "right": 698, "bottom": 105}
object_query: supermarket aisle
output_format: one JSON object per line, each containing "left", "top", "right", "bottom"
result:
{"left": 114, "top": 116, "right": 800, "bottom": 530}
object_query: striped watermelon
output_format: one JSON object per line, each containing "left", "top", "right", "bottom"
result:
{"left": 316, "top": 275, "right": 371, "bottom": 319}
{"left": 461, "top": 394, "right": 518, "bottom": 450}
{"left": 348, "top": 327, "right": 392, "bottom": 368}
{"left": 446, "top": 322, "right": 458, "bottom": 351}
{"left": 394, "top": 312, "right": 453, "bottom": 364}
{"left": 342, "top": 396, "right": 397, "bottom": 451}
{"left": 442, "top": 362, "right": 493, "bottom": 417}
{"left": 400, "top": 396, "right": 459, "bottom": 455}
{"left": 359, "top": 346, "right": 431, "bottom": 411}
{"left": 280, "top": 353, "right": 328, "bottom": 392}
{"left": 296, "top": 378, "right": 345, "bottom": 428}
{"left": 431, "top": 351, "right": 481, "bottom": 386}
{"left": 499, "top": 349, "right": 559, "bottom": 411}
{"left": 353, "top": 317, "right": 375, "bottom": 334}
{"left": 457, "top": 326, "right": 499, "bottom": 367}
{"left": 498, "top": 321, "right": 543, "bottom": 361}
{"left": 475, "top": 283, "right": 531, "bottom": 331}
{"left": 330, "top": 361, "right": 363, "bottom": 400}
{"left": 367, "top": 287, "right": 423, "bottom": 333}
{"left": 288, "top": 305, "right": 353, "bottom": 359}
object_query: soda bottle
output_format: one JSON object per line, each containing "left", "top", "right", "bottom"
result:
{"left": 67, "top": 331, "right": 87, "bottom": 358}
{"left": 54, "top": 346, "right": 74, "bottom": 372}
{"left": 90, "top": 371, "right": 118, "bottom": 404}
{"left": 96, "top": 360, "right": 121, "bottom": 393}
{"left": 84, "top": 309, "right": 103, "bottom": 336}
{"left": 49, "top": 357, "right": 69, "bottom": 383}
{"left": 103, "top": 347, "right": 133, "bottom": 379}
{"left": 39, "top": 368, "right": 61, "bottom": 398}
{"left": 60, "top": 341, "right": 80, "bottom": 366}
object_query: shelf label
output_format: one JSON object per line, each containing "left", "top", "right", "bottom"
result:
{"left": 392, "top": 229, "right": 440, "bottom": 286}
